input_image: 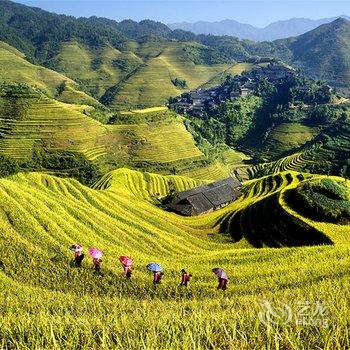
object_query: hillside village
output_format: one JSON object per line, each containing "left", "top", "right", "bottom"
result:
{"left": 169, "top": 63, "right": 301, "bottom": 117}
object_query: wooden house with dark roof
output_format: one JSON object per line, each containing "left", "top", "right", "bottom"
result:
{"left": 165, "top": 177, "right": 242, "bottom": 216}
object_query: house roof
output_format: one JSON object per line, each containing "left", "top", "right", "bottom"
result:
{"left": 175, "top": 177, "right": 242, "bottom": 203}
{"left": 167, "top": 177, "right": 242, "bottom": 215}
{"left": 187, "top": 193, "right": 213, "bottom": 214}
{"left": 202, "top": 184, "right": 237, "bottom": 207}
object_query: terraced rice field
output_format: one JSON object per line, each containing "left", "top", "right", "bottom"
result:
{"left": 0, "top": 168, "right": 349, "bottom": 349}
{"left": 259, "top": 123, "right": 320, "bottom": 159}
{"left": 129, "top": 107, "right": 168, "bottom": 114}
{"left": 181, "top": 160, "right": 231, "bottom": 181}
{"left": 243, "top": 152, "right": 313, "bottom": 179}
{"left": 50, "top": 41, "right": 143, "bottom": 99}
{"left": 45, "top": 41, "right": 253, "bottom": 110}
{"left": 100, "top": 112, "right": 206, "bottom": 172}
{"left": 199, "top": 62, "right": 254, "bottom": 88}
{"left": 0, "top": 95, "right": 105, "bottom": 160}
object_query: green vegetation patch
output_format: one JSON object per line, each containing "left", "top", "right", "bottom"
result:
{"left": 287, "top": 178, "right": 350, "bottom": 224}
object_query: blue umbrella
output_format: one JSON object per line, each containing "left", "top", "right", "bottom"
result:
{"left": 146, "top": 262, "right": 163, "bottom": 272}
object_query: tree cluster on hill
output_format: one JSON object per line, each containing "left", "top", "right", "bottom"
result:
{"left": 213, "top": 96, "right": 263, "bottom": 145}
{"left": 0, "top": 0, "right": 127, "bottom": 64}
{"left": 29, "top": 149, "right": 102, "bottom": 185}
{"left": 0, "top": 149, "right": 102, "bottom": 185}
{"left": 171, "top": 78, "right": 187, "bottom": 89}
{"left": 87, "top": 18, "right": 172, "bottom": 40}
{"left": 0, "top": 155, "right": 20, "bottom": 177}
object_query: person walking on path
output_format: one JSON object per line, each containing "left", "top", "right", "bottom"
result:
{"left": 212, "top": 268, "right": 229, "bottom": 290}
{"left": 146, "top": 262, "right": 163, "bottom": 285}
{"left": 119, "top": 256, "right": 134, "bottom": 279}
{"left": 180, "top": 269, "right": 192, "bottom": 286}
{"left": 123, "top": 265, "right": 133, "bottom": 279}
{"left": 153, "top": 271, "right": 164, "bottom": 284}
{"left": 70, "top": 244, "right": 84, "bottom": 267}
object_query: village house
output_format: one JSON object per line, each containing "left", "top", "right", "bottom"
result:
{"left": 169, "top": 63, "right": 297, "bottom": 118}
{"left": 165, "top": 177, "right": 242, "bottom": 216}
{"left": 299, "top": 85, "right": 311, "bottom": 93}
{"left": 321, "top": 85, "right": 333, "bottom": 94}
{"left": 230, "top": 87, "right": 250, "bottom": 99}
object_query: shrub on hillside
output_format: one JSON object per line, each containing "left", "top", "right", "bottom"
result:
{"left": 0, "top": 155, "right": 20, "bottom": 178}
{"left": 112, "top": 58, "right": 140, "bottom": 73}
{"left": 0, "top": 83, "right": 43, "bottom": 121}
{"left": 0, "top": 83, "right": 40, "bottom": 98}
{"left": 31, "top": 149, "right": 102, "bottom": 186}
{"left": 108, "top": 110, "right": 177, "bottom": 125}
{"left": 308, "top": 104, "right": 350, "bottom": 124}
{"left": 171, "top": 78, "right": 187, "bottom": 89}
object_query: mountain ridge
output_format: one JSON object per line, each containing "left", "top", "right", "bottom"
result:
{"left": 168, "top": 15, "right": 350, "bottom": 41}
{"left": 280, "top": 17, "right": 350, "bottom": 90}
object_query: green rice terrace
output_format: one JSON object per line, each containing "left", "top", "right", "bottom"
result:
{"left": 0, "top": 168, "right": 349, "bottom": 349}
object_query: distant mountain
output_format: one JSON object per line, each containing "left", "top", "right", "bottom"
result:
{"left": 168, "top": 16, "right": 350, "bottom": 41}
{"left": 0, "top": 1, "right": 235, "bottom": 105}
{"left": 85, "top": 17, "right": 172, "bottom": 40}
{"left": 281, "top": 18, "right": 350, "bottom": 90}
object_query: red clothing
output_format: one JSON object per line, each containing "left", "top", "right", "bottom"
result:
{"left": 153, "top": 271, "right": 162, "bottom": 284}
{"left": 123, "top": 266, "right": 132, "bottom": 278}
{"left": 93, "top": 258, "right": 102, "bottom": 271}
{"left": 180, "top": 273, "right": 191, "bottom": 286}
{"left": 218, "top": 277, "right": 228, "bottom": 290}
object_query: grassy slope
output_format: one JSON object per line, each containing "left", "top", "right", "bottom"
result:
{"left": 105, "top": 42, "right": 248, "bottom": 109}
{"left": 0, "top": 41, "right": 101, "bottom": 107}
{"left": 258, "top": 122, "right": 320, "bottom": 160}
{"left": 0, "top": 168, "right": 349, "bottom": 349}
{"left": 49, "top": 41, "right": 143, "bottom": 99}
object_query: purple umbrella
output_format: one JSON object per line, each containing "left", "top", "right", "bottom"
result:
{"left": 212, "top": 268, "right": 228, "bottom": 280}
{"left": 89, "top": 248, "right": 103, "bottom": 259}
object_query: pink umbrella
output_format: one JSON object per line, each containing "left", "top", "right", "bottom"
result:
{"left": 119, "top": 256, "right": 133, "bottom": 266}
{"left": 89, "top": 248, "right": 103, "bottom": 259}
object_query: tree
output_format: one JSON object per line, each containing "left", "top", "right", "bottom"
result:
{"left": 0, "top": 155, "right": 20, "bottom": 178}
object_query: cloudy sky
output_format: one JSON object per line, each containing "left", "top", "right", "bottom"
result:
{"left": 15, "top": 1, "right": 350, "bottom": 27}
